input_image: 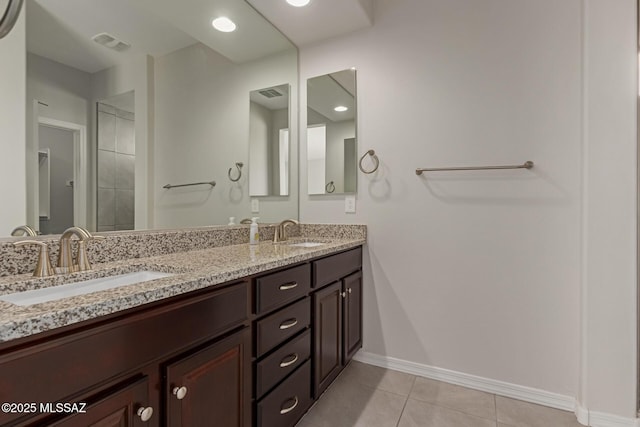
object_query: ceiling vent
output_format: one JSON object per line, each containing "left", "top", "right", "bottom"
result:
{"left": 259, "top": 88, "right": 283, "bottom": 98}
{"left": 91, "top": 32, "right": 131, "bottom": 52}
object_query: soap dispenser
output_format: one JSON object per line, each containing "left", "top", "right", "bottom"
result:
{"left": 249, "top": 217, "right": 259, "bottom": 245}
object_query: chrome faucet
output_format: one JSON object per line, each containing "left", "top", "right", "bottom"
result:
{"left": 57, "top": 227, "right": 104, "bottom": 273}
{"left": 273, "top": 219, "right": 299, "bottom": 243}
{"left": 11, "top": 225, "right": 37, "bottom": 237}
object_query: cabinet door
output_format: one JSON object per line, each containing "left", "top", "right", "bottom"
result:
{"left": 166, "top": 328, "right": 251, "bottom": 427}
{"left": 312, "top": 281, "right": 343, "bottom": 398}
{"left": 343, "top": 271, "right": 363, "bottom": 363}
{"left": 49, "top": 377, "right": 152, "bottom": 427}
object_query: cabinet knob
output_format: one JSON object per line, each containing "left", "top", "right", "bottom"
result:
{"left": 279, "top": 353, "right": 299, "bottom": 368}
{"left": 279, "top": 318, "right": 298, "bottom": 330}
{"left": 172, "top": 386, "right": 188, "bottom": 400}
{"left": 137, "top": 406, "right": 153, "bottom": 422}
{"left": 341, "top": 291, "right": 346, "bottom": 298}
{"left": 348, "top": 288, "right": 352, "bottom": 294}
{"left": 280, "top": 396, "right": 299, "bottom": 415}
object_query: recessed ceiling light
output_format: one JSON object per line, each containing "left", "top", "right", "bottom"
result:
{"left": 212, "top": 17, "right": 236, "bottom": 32}
{"left": 334, "top": 106, "right": 348, "bottom": 112}
{"left": 286, "top": 0, "right": 311, "bottom": 7}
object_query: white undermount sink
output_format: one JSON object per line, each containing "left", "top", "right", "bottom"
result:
{"left": 0, "top": 271, "right": 174, "bottom": 306}
{"left": 287, "top": 241, "right": 326, "bottom": 248}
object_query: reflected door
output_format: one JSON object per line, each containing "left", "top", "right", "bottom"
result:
{"left": 38, "top": 125, "right": 74, "bottom": 235}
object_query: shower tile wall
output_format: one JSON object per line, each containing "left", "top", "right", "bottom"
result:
{"left": 97, "top": 103, "right": 135, "bottom": 232}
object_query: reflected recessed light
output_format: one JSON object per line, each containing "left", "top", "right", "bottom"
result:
{"left": 286, "top": 0, "right": 311, "bottom": 7}
{"left": 334, "top": 106, "right": 348, "bottom": 112}
{"left": 212, "top": 17, "right": 236, "bottom": 32}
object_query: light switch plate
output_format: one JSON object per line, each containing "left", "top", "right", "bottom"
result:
{"left": 251, "top": 198, "right": 259, "bottom": 213}
{"left": 345, "top": 196, "right": 356, "bottom": 213}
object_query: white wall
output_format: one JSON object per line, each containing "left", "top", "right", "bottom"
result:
{"left": 582, "top": 0, "right": 637, "bottom": 419}
{"left": 249, "top": 102, "right": 271, "bottom": 196}
{"left": 153, "top": 44, "right": 298, "bottom": 227}
{"left": 26, "top": 53, "right": 92, "bottom": 230}
{"left": 300, "top": 0, "right": 636, "bottom": 420}
{"left": 0, "top": 6, "right": 25, "bottom": 234}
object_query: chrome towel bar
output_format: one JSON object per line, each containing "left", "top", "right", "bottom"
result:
{"left": 416, "top": 161, "right": 533, "bottom": 176}
{"left": 163, "top": 181, "right": 216, "bottom": 189}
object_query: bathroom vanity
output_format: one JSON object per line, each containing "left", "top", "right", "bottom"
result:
{"left": 0, "top": 226, "right": 364, "bottom": 427}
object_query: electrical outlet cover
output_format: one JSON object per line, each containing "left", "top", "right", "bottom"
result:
{"left": 345, "top": 196, "right": 356, "bottom": 213}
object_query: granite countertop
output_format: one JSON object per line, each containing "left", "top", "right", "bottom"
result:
{"left": 0, "top": 237, "right": 365, "bottom": 343}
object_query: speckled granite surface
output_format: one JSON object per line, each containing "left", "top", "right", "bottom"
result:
{"left": 0, "top": 224, "right": 366, "bottom": 343}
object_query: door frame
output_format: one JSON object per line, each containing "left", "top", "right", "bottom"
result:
{"left": 36, "top": 116, "right": 88, "bottom": 229}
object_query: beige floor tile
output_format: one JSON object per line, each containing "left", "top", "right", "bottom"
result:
{"left": 336, "top": 361, "right": 417, "bottom": 396}
{"left": 409, "top": 377, "right": 496, "bottom": 420}
{"left": 398, "top": 399, "right": 497, "bottom": 427}
{"left": 496, "top": 396, "right": 582, "bottom": 427}
{"left": 298, "top": 378, "right": 407, "bottom": 427}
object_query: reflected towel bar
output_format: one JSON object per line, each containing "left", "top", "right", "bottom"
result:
{"left": 163, "top": 181, "right": 216, "bottom": 189}
{"left": 416, "top": 161, "right": 533, "bottom": 175}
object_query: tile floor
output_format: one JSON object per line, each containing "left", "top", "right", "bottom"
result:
{"left": 296, "top": 362, "right": 583, "bottom": 427}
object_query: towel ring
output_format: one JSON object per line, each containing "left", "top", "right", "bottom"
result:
{"left": 325, "top": 181, "right": 336, "bottom": 193}
{"left": 359, "top": 149, "right": 379, "bottom": 174}
{"left": 228, "top": 162, "right": 243, "bottom": 182}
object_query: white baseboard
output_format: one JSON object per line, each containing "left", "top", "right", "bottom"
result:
{"left": 353, "top": 351, "right": 639, "bottom": 427}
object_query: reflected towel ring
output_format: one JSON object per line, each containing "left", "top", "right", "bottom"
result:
{"left": 359, "top": 149, "right": 380, "bottom": 174}
{"left": 326, "top": 181, "right": 335, "bottom": 193}
{"left": 228, "top": 162, "right": 243, "bottom": 182}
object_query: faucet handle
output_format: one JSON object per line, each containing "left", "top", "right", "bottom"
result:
{"left": 13, "top": 240, "right": 55, "bottom": 277}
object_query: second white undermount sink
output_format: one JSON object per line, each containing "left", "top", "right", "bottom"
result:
{"left": 287, "top": 241, "right": 326, "bottom": 248}
{"left": 0, "top": 271, "right": 174, "bottom": 306}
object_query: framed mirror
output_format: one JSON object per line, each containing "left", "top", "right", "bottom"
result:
{"left": 249, "top": 84, "right": 290, "bottom": 197}
{"left": 3, "top": 0, "right": 298, "bottom": 236}
{"left": 306, "top": 69, "right": 357, "bottom": 195}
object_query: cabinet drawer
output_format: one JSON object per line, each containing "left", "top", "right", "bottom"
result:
{"left": 255, "top": 330, "right": 311, "bottom": 398}
{"left": 255, "top": 298, "right": 310, "bottom": 357}
{"left": 257, "top": 361, "right": 311, "bottom": 427}
{"left": 255, "top": 264, "right": 311, "bottom": 315}
{"left": 312, "top": 247, "right": 362, "bottom": 289}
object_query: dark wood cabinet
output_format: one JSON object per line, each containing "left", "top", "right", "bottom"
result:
{"left": 0, "top": 245, "right": 363, "bottom": 427}
{"left": 49, "top": 377, "right": 151, "bottom": 427}
{"left": 312, "top": 282, "right": 343, "bottom": 397}
{"left": 343, "top": 271, "right": 363, "bottom": 364}
{"left": 166, "top": 328, "right": 251, "bottom": 427}
{"left": 311, "top": 251, "right": 364, "bottom": 398}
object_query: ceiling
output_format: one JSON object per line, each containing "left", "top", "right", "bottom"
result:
{"left": 27, "top": 0, "right": 294, "bottom": 74}
{"left": 250, "top": 84, "right": 290, "bottom": 110}
{"left": 246, "top": 0, "right": 373, "bottom": 47}
{"left": 307, "top": 70, "right": 356, "bottom": 122}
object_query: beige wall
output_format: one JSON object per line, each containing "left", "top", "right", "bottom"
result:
{"left": 0, "top": 6, "right": 25, "bottom": 234}
{"left": 300, "top": 0, "right": 637, "bottom": 422}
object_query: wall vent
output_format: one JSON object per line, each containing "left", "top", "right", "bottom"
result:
{"left": 259, "top": 88, "right": 283, "bottom": 98}
{"left": 91, "top": 32, "right": 131, "bottom": 52}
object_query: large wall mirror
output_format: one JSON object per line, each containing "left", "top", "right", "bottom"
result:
{"left": 4, "top": 0, "right": 298, "bottom": 236}
{"left": 307, "top": 69, "right": 357, "bottom": 195}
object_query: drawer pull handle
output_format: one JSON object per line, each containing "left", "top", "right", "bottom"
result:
{"left": 137, "top": 406, "right": 154, "bottom": 422}
{"left": 280, "top": 396, "right": 299, "bottom": 415}
{"left": 279, "top": 282, "right": 298, "bottom": 291}
{"left": 279, "top": 318, "right": 298, "bottom": 330}
{"left": 172, "top": 386, "right": 188, "bottom": 400}
{"left": 279, "top": 353, "right": 299, "bottom": 368}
